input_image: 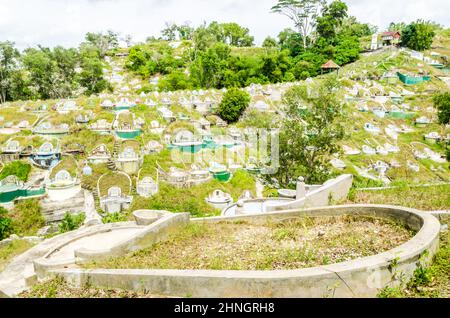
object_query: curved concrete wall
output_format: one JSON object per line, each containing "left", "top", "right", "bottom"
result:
{"left": 266, "top": 175, "right": 353, "bottom": 212}
{"left": 47, "top": 185, "right": 82, "bottom": 202}
{"left": 34, "top": 213, "right": 189, "bottom": 276}
{"left": 47, "top": 205, "right": 440, "bottom": 298}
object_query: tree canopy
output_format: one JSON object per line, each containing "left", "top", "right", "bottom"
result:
{"left": 401, "top": 20, "right": 436, "bottom": 51}
{"left": 263, "top": 77, "right": 345, "bottom": 186}
{"left": 217, "top": 88, "right": 251, "bottom": 123}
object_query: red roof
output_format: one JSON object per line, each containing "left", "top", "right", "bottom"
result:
{"left": 321, "top": 60, "right": 340, "bottom": 69}
{"left": 382, "top": 31, "right": 401, "bottom": 38}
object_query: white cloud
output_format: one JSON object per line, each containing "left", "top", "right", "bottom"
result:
{"left": 0, "top": 0, "right": 448, "bottom": 50}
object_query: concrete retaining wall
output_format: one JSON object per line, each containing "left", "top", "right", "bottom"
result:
{"left": 34, "top": 213, "right": 189, "bottom": 277}
{"left": 266, "top": 175, "right": 353, "bottom": 212}
{"left": 46, "top": 185, "right": 82, "bottom": 202}
{"left": 431, "top": 211, "right": 450, "bottom": 224}
{"left": 75, "top": 213, "right": 189, "bottom": 262}
{"left": 49, "top": 205, "right": 440, "bottom": 298}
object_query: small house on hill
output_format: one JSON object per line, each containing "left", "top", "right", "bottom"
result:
{"left": 381, "top": 31, "right": 401, "bottom": 46}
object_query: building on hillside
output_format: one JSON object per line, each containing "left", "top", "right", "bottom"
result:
{"left": 381, "top": 31, "right": 401, "bottom": 46}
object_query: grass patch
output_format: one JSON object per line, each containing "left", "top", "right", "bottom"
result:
{"left": 0, "top": 161, "right": 32, "bottom": 182}
{"left": 0, "top": 240, "right": 34, "bottom": 272}
{"left": 20, "top": 276, "right": 165, "bottom": 298}
{"left": 378, "top": 223, "right": 449, "bottom": 298}
{"left": 347, "top": 184, "right": 450, "bottom": 211}
{"left": 97, "top": 172, "right": 131, "bottom": 197}
{"left": 49, "top": 156, "right": 78, "bottom": 179}
{"left": 129, "top": 169, "right": 256, "bottom": 217}
{"left": 85, "top": 215, "right": 413, "bottom": 271}
{"left": 10, "top": 200, "right": 46, "bottom": 236}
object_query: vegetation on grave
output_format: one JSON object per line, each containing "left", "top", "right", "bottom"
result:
{"left": 0, "top": 207, "right": 13, "bottom": 240}
{"left": 217, "top": 88, "right": 251, "bottom": 123}
{"left": 102, "top": 212, "right": 128, "bottom": 224}
{"left": 85, "top": 215, "right": 413, "bottom": 271}
{"left": 347, "top": 184, "right": 450, "bottom": 211}
{"left": 0, "top": 161, "right": 31, "bottom": 182}
{"left": 58, "top": 213, "right": 86, "bottom": 234}
{"left": 130, "top": 170, "right": 256, "bottom": 218}
{"left": 49, "top": 156, "right": 79, "bottom": 179}
{"left": 97, "top": 172, "right": 131, "bottom": 197}
{"left": 9, "top": 200, "right": 45, "bottom": 237}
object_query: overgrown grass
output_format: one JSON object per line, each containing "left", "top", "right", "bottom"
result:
{"left": 85, "top": 215, "right": 413, "bottom": 271}
{"left": 347, "top": 184, "right": 450, "bottom": 211}
{"left": 0, "top": 161, "right": 32, "bottom": 182}
{"left": 20, "top": 276, "right": 165, "bottom": 298}
{"left": 10, "top": 200, "right": 46, "bottom": 236}
{"left": 58, "top": 213, "right": 86, "bottom": 234}
{"left": 378, "top": 223, "right": 449, "bottom": 298}
{"left": 49, "top": 156, "right": 78, "bottom": 179}
{"left": 129, "top": 170, "right": 256, "bottom": 217}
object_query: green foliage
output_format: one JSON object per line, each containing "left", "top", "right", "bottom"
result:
{"left": 190, "top": 42, "right": 231, "bottom": 89}
{"left": 401, "top": 20, "right": 436, "bottom": 51}
{"left": 316, "top": 0, "right": 348, "bottom": 40}
{"left": 11, "top": 200, "right": 45, "bottom": 236}
{"left": 388, "top": 22, "right": 407, "bottom": 33}
{"left": 217, "top": 88, "right": 251, "bottom": 123}
{"left": 262, "top": 37, "right": 278, "bottom": 48}
{"left": 130, "top": 170, "right": 256, "bottom": 218}
{"left": 1, "top": 38, "right": 109, "bottom": 102}
{"left": 0, "top": 41, "right": 21, "bottom": 103}
{"left": 433, "top": 91, "right": 450, "bottom": 125}
{"left": 0, "top": 207, "right": 13, "bottom": 240}
{"left": 0, "top": 161, "right": 31, "bottom": 182}
{"left": 102, "top": 212, "right": 128, "bottom": 224}
{"left": 158, "top": 71, "right": 192, "bottom": 91}
{"left": 126, "top": 42, "right": 185, "bottom": 78}
{"left": 271, "top": 0, "right": 324, "bottom": 49}
{"left": 221, "top": 22, "right": 254, "bottom": 47}
{"left": 83, "top": 31, "right": 119, "bottom": 58}
{"left": 263, "top": 77, "right": 345, "bottom": 186}
{"left": 58, "top": 213, "right": 86, "bottom": 234}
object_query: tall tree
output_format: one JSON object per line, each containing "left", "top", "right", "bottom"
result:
{"left": 222, "top": 23, "right": 254, "bottom": 46}
{"left": 0, "top": 41, "right": 20, "bottom": 104}
{"left": 271, "top": 0, "right": 325, "bottom": 49}
{"left": 177, "top": 22, "right": 194, "bottom": 40}
{"left": 401, "top": 20, "right": 436, "bottom": 51}
{"left": 84, "top": 30, "right": 119, "bottom": 58}
{"left": 262, "top": 37, "right": 278, "bottom": 48}
{"left": 161, "top": 22, "right": 178, "bottom": 41}
{"left": 316, "top": 0, "right": 348, "bottom": 41}
{"left": 262, "top": 77, "right": 345, "bottom": 186}
{"left": 433, "top": 92, "right": 450, "bottom": 126}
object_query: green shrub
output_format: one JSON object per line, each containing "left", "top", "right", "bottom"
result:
{"left": 217, "top": 88, "right": 251, "bottom": 123}
{"left": 0, "top": 161, "right": 32, "bottom": 182}
{"left": 58, "top": 213, "right": 86, "bottom": 234}
{"left": 102, "top": 212, "right": 128, "bottom": 224}
{"left": 0, "top": 207, "right": 13, "bottom": 240}
{"left": 11, "top": 200, "right": 45, "bottom": 236}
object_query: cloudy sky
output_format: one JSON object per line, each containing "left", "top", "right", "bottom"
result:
{"left": 0, "top": 0, "right": 449, "bottom": 49}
